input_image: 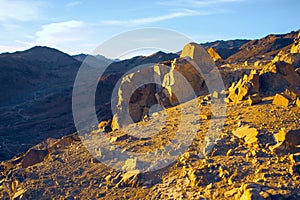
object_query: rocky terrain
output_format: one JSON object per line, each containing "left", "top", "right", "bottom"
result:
{"left": 0, "top": 30, "right": 300, "bottom": 199}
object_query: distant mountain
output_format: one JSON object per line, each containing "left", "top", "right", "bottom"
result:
{"left": 103, "top": 51, "right": 179, "bottom": 74}
{"left": 201, "top": 39, "right": 250, "bottom": 60}
{"left": 226, "top": 31, "right": 298, "bottom": 63}
{"left": 0, "top": 47, "right": 179, "bottom": 161}
{"left": 0, "top": 46, "right": 81, "bottom": 106}
{"left": 73, "top": 54, "right": 113, "bottom": 68}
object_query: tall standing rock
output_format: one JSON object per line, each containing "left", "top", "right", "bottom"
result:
{"left": 180, "top": 42, "right": 215, "bottom": 74}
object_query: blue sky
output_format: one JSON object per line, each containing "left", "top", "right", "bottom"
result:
{"left": 0, "top": 0, "right": 299, "bottom": 56}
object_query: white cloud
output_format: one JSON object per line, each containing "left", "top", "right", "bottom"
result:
{"left": 35, "top": 20, "right": 86, "bottom": 46}
{"left": 65, "top": 1, "right": 83, "bottom": 8}
{"left": 0, "top": 0, "right": 43, "bottom": 21}
{"left": 102, "top": 9, "right": 212, "bottom": 26}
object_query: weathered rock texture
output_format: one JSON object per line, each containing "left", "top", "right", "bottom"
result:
{"left": 112, "top": 43, "right": 215, "bottom": 130}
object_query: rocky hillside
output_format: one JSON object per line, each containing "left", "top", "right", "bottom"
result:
{"left": 1, "top": 33, "right": 300, "bottom": 199}
{"left": 226, "top": 31, "right": 298, "bottom": 63}
{"left": 201, "top": 39, "right": 250, "bottom": 60}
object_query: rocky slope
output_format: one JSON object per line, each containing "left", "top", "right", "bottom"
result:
{"left": 1, "top": 30, "right": 300, "bottom": 199}
{"left": 0, "top": 95, "right": 299, "bottom": 199}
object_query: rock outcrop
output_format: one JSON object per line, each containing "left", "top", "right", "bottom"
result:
{"left": 259, "top": 61, "right": 300, "bottom": 95}
{"left": 291, "top": 31, "right": 300, "bottom": 53}
{"left": 112, "top": 43, "right": 214, "bottom": 130}
{"left": 207, "top": 47, "right": 223, "bottom": 63}
{"left": 225, "top": 70, "right": 260, "bottom": 103}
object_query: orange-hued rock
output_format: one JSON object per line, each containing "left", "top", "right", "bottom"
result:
{"left": 291, "top": 31, "right": 300, "bottom": 53}
{"left": 272, "top": 93, "right": 290, "bottom": 107}
{"left": 296, "top": 98, "right": 300, "bottom": 108}
{"left": 207, "top": 47, "right": 222, "bottom": 62}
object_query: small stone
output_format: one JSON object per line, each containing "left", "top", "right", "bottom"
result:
{"left": 272, "top": 93, "right": 290, "bottom": 107}
{"left": 259, "top": 191, "right": 270, "bottom": 199}
{"left": 274, "top": 128, "right": 287, "bottom": 143}
{"left": 110, "top": 134, "right": 129, "bottom": 143}
{"left": 224, "top": 97, "right": 231, "bottom": 103}
{"left": 200, "top": 114, "right": 212, "bottom": 120}
{"left": 212, "top": 91, "right": 219, "bottom": 99}
{"left": 248, "top": 94, "right": 262, "bottom": 106}
{"left": 226, "top": 149, "right": 233, "bottom": 156}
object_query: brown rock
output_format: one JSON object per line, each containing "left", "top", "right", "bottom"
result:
{"left": 260, "top": 61, "right": 300, "bottom": 95}
{"left": 283, "top": 87, "right": 300, "bottom": 101}
{"left": 21, "top": 149, "right": 48, "bottom": 168}
{"left": 248, "top": 94, "right": 262, "bottom": 105}
{"left": 272, "top": 93, "right": 290, "bottom": 107}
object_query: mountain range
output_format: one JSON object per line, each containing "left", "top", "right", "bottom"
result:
{"left": 0, "top": 30, "right": 299, "bottom": 161}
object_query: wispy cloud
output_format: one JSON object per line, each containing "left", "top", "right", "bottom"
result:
{"left": 0, "top": 0, "right": 44, "bottom": 21}
{"left": 65, "top": 1, "right": 83, "bottom": 8}
{"left": 102, "top": 9, "right": 212, "bottom": 26}
{"left": 34, "top": 20, "right": 87, "bottom": 46}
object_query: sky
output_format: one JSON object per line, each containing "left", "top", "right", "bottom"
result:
{"left": 0, "top": 0, "right": 299, "bottom": 57}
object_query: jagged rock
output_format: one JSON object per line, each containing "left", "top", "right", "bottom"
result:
{"left": 260, "top": 61, "right": 300, "bottom": 95}
{"left": 248, "top": 94, "right": 262, "bottom": 105}
{"left": 227, "top": 70, "right": 259, "bottom": 104}
{"left": 112, "top": 43, "right": 212, "bottom": 130}
{"left": 272, "top": 51, "right": 300, "bottom": 68}
{"left": 283, "top": 87, "right": 300, "bottom": 101}
{"left": 274, "top": 128, "right": 288, "bottom": 144}
{"left": 180, "top": 42, "right": 215, "bottom": 74}
{"left": 291, "top": 32, "right": 300, "bottom": 53}
{"left": 271, "top": 129, "right": 300, "bottom": 153}
{"left": 272, "top": 93, "right": 290, "bottom": 107}
{"left": 207, "top": 47, "right": 222, "bottom": 63}
{"left": 200, "top": 114, "right": 212, "bottom": 120}
{"left": 21, "top": 149, "right": 48, "bottom": 168}
{"left": 98, "top": 120, "right": 111, "bottom": 132}
{"left": 237, "top": 183, "right": 264, "bottom": 200}
{"left": 296, "top": 98, "right": 300, "bottom": 108}
{"left": 232, "top": 126, "right": 258, "bottom": 145}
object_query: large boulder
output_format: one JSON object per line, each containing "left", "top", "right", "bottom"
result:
{"left": 259, "top": 61, "right": 300, "bottom": 95}
{"left": 112, "top": 43, "right": 214, "bottom": 130}
{"left": 180, "top": 42, "right": 215, "bottom": 74}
